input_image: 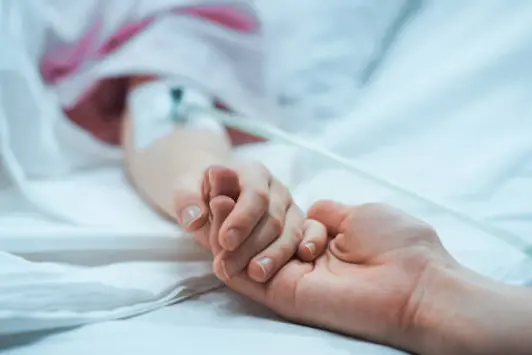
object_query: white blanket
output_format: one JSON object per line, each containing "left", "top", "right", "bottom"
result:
{"left": 2, "top": 0, "right": 532, "bottom": 354}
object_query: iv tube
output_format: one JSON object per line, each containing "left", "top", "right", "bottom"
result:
{"left": 188, "top": 104, "right": 532, "bottom": 258}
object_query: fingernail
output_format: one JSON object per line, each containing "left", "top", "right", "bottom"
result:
{"left": 225, "top": 229, "right": 240, "bottom": 250}
{"left": 256, "top": 257, "right": 273, "bottom": 278}
{"left": 304, "top": 243, "right": 316, "bottom": 258}
{"left": 180, "top": 205, "right": 202, "bottom": 227}
{"left": 218, "top": 260, "right": 231, "bottom": 280}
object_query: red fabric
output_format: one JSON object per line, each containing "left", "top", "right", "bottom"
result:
{"left": 64, "top": 77, "right": 129, "bottom": 145}
{"left": 41, "top": 4, "right": 258, "bottom": 85}
{"left": 64, "top": 78, "right": 265, "bottom": 147}
{"left": 215, "top": 101, "right": 265, "bottom": 145}
{"left": 56, "top": 4, "right": 261, "bottom": 146}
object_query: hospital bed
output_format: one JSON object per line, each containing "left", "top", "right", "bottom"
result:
{"left": 2, "top": 1, "right": 532, "bottom": 354}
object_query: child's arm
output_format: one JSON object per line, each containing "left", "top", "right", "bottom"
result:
{"left": 121, "top": 76, "right": 327, "bottom": 282}
{"left": 122, "top": 76, "right": 233, "bottom": 221}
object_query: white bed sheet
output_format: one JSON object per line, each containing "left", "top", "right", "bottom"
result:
{"left": 2, "top": 136, "right": 532, "bottom": 354}
{"left": 2, "top": 1, "right": 532, "bottom": 354}
{"left": 1, "top": 289, "right": 404, "bottom": 355}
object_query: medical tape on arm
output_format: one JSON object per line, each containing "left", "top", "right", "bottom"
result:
{"left": 127, "top": 80, "right": 226, "bottom": 151}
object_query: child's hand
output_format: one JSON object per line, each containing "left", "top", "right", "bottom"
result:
{"left": 175, "top": 162, "right": 327, "bottom": 283}
{"left": 206, "top": 166, "right": 327, "bottom": 283}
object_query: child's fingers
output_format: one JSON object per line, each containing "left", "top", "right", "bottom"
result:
{"left": 214, "top": 202, "right": 300, "bottom": 282}
{"left": 213, "top": 212, "right": 277, "bottom": 281}
{"left": 307, "top": 200, "right": 350, "bottom": 237}
{"left": 218, "top": 178, "right": 292, "bottom": 254}
{"left": 208, "top": 195, "right": 235, "bottom": 255}
{"left": 206, "top": 166, "right": 240, "bottom": 201}
{"left": 245, "top": 204, "right": 304, "bottom": 283}
{"left": 219, "top": 163, "right": 271, "bottom": 251}
{"left": 174, "top": 174, "right": 210, "bottom": 232}
{"left": 296, "top": 219, "right": 328, "bottom": 262}
{"left": 191, "top": 165, "right": 237, "bottom": 253}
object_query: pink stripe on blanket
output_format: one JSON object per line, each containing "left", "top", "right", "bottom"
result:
{"left": 97, "top": 17, "right": 155, "bottom": 56}
{"left": 177, "top": 4, "right": 259, "bottom": 33}
{"left": 41, "top": 4, "right": 259, "bottom": 86}
{"left": 40, "top": 19, "right": 103, "bottom": 83}
{"left": 97, "top": 4, "right": 259, "bottom": 58}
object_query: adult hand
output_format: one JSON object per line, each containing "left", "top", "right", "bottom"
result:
{"left": 215, "top": 200, "right": 460, "bottom": 354}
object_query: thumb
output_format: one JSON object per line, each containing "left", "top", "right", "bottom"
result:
{"left": 328, "top": 233, "right": 359, "bottom": 263}
{"left": 174, "top": 171, "right": 210, "bottom": 232}
{"left": 307, "top": 200, "right": 351, "bottom": 236}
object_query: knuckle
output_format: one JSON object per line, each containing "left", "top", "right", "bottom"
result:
{"left": 267, "top": 230, "right": 302, "bottom": 261}
{"left": 255, "top": 189, "right": 270, "bottom": 206}
{"left": 278, "top": 184, "right": 293, "bottom": 204}
{"left": 270, "top": 183, "right": 292, "bottom": 213}
{"left": 281, "top": 236, "right": 300, "bottom": 257}
{"left": 227, "top": 256, "right": 244, "bottom": 274}
{"left": 293, "top": 227, "right": 304, "bottom": 244}
{"left": 222, "top": 253, "right": 246, "bottom": 278}
{"left": 417, "top": 223, "right": 439, "bottom": 243}
{"left": 286, "top": 213, "right": 304, "bottom": 244}
{"left": 420, "top": 223, "right": 437, "bottom": 236}
{"left": 268, "top": 216, "right": 284, "bottom": 236}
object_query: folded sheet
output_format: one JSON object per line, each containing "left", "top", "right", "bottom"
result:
{"left": 0, "top": 163, "right": 227, "bottom": 334}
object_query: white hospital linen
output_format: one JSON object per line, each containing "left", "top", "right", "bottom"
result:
{"left": 2, "top": 320, "right": 401, "bottom": 355}
{"left": 0, "top": 0, "right": 264, "bottom": 334}
{"left": 0, "top": 0, "right": 264, "bottom": 180}
{"left": 259, "top": 0, "right": 409, "bottom": 132}
{"left": 2, "top": 0, "right": 532, "bottom": 353}
{"left": 0, "top": 168, "right": 223, "bottom": 335}
{"left": 301, "top": 0, "right": 532, "bottom": 252}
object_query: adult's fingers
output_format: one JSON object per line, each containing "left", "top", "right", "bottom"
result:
{"left": 223, "top": 259, "right": 313, "bottom": 321}
{"left": 219, "top": 163, "right": 272, "bottom": 251}
{"left": 296, "top": 219, "right": 328, "bottom": 262}
{"left": 307, "top": 200, "right": 351, "bottom": 236}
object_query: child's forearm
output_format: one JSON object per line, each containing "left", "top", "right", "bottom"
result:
{"left": 122, "top": 112, "right": 231, "bottom": 220}
{"left": 121, "top": 76, "right": 232, "bottom": 220}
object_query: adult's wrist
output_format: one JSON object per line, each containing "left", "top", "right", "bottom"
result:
{"left": 411, "top": 262, "right": 532, "bottom": 355}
